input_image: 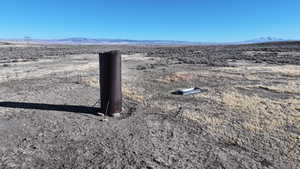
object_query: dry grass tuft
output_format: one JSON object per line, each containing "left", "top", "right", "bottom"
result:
{"left": 123, "top": 87, "right": 145, "bottom": 103}
{"left": 153, "top": 101, "right": 178, "bottom": 112}
{"left": 221, "top": 65, "right": 300, "bottom": 77}
{"left": 80, "top": 76, "right": 99, "bottom": 88}
{"left": 182, "top": 110, "right": 224, "bottom": 127}
{"left": 182, "top": 110, "right": 227, "bottom": 136}
{"left": 266, "top": 65, "right": 300, "bottom": 77}
{"left": 222, "top": 89, "right": 300, "bottom": 132}
{"left": 257, "top": 81, "right": 300, "bottom": 94}
{"left": 157, "top": 72, "right": 193, "bottom": 84}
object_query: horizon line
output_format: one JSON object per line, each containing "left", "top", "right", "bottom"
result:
{"left": 0, "top": 36, "right": 296, "bottom": 44}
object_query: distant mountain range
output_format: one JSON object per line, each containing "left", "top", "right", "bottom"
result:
{"left": 0, "top": 37, "right": 293, "bottom": 45}
{"left": 241, "top": 37, "right": 287, "bottom": 44}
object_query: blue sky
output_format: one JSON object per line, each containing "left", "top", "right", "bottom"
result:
{"left": 0, "top": 0, "right": 299, "bottom": 42}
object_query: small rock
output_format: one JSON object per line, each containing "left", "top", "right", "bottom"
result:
{"left": 97, "top": 112, "right": 105, "bottom": 116}
{"left": 101, "top": 118, "right": 109, "bottom": 122}
{"left": 112, "top": 113, "right": 121, "bottom": 118}
{"left": 153, "top": 157, "right": 168, "bottom": 166}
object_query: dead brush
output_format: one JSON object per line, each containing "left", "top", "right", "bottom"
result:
{"left": 122, "top": 87, "right": 145, "bottom": 103}
{"left": 257, "top": 81, "right": 300, "bottom": 94}
{"left": 156, "top": 72, "right": 193, "bottom": 84}
{"left": 182, "top": 110, "right": 224, "bottom": 127}
{"left": 222, "top": 89, "right": 300, "bottom": 132}
{"left": 80, "top": 76, "right": 99, "bottom": 88}
{"left": 221, "top": 65, "right": 300, "bottom": 78}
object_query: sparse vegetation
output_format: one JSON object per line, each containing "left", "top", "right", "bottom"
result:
{"left": 122, "top": 87, "right": 145, "bottom": 103}
{"left": 222, "top": 89, "right": 300, "bottom": 132}
{"left": 80, "top": 76, "right": 99, "bottom": 88}
{"left": 257, "top": 82, "right": 300, "bottom": 94}
{"left": 156, "top": 72, "right": 193, "bottom": 83}
{"left": 0, "top": 42, "right": 300, "bottom": 168}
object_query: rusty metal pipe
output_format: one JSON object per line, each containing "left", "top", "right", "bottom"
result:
{"left": 99, "top": 51, "right": 122, "bottom": 116}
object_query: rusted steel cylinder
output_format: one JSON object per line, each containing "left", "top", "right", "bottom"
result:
{"left": 99, "top": 51, "right": 122, "bottom": 116}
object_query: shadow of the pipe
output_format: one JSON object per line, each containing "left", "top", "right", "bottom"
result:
{"left": 0, "top": 101, "right": 100, "bottom": 115}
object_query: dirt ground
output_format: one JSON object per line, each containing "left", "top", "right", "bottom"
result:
{"left": 0, "top": 42, "right": 299, "bottom": 168}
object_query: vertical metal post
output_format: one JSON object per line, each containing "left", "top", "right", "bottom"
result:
{"left": 99, "top": 51, "right": 122, "bottom": 116}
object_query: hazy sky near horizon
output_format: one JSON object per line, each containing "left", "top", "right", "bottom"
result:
{"left": 0, "top": 0, "right": 299, "bottom": 42}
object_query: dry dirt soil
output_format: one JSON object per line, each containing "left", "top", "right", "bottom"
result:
{"left": 0, "top": 42, "right": 299, "bottom": 169}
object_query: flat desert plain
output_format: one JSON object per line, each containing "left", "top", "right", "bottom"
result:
{"left": 0, "top": 42, "right": 299, "bottom": 168}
